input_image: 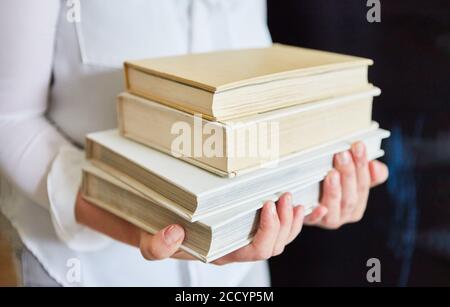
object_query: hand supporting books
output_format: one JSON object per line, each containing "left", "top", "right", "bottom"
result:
{"left": 304, "top": 142, "right": 389, "bottom": 229}
{"left": 137, "top": 194, "right": 305, "bottom": 264}
{"left": 75, "top": 142, "right": 388, "bottom": 263}
{"left": 75, "top": 188, "right": 305, "bottom": 263}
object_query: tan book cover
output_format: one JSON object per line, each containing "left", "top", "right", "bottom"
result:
{"left": 124, "top": 44, "right": 373, "bottom": 120}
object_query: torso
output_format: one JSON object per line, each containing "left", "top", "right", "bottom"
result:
{"left": 48, "top": 0, "right": 272, "bottom": 146}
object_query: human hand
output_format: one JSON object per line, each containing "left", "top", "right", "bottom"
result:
{"left": 303, "top": 141, "right": 389, "bottom": 229}
{"left": 76, "top": 190, "right": 304, "bottom": 263}
{"left": 138, "top": 193, "right": 304, "bottom": 264}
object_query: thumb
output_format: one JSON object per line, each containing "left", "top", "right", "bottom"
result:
{"left": 140, "top": 225, "right": 185, "bottom": 260}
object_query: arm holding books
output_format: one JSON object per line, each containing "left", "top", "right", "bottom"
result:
{"left": 76, "top": 191, "right": 305, "bottom": 262}
{"left": 76, "top": 193, "right": 303, "bottom": 264}
{"left": 75, "top": 142, "right": 388, "bottom": 263}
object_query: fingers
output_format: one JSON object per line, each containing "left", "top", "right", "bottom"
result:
{"left": 273, "top": 193, "right": 294, "bottom": 255}
{"left": 139, "top": 225, "right": 185, "bottom": 260}
{"left": 303, "top": 205, "right": 328, "bottom": 226}
{"left": 350, "top": 142, "right": 371, "bottom": 221}
{"left": 369, "top": 160, "right": 389, "bottom": 187}
{"left": 320, "top": 169, "right": 342, "bottom": 228}
{"left": 215, "top": 201, "right": 280, "bottom": 264}
{"left": 140, "top": 154, "right": 389, "bottom": 265}
{"left": 286, "top": 205, "right": 305, "bottom": 244}
{"left": 334, "top": 151, "right": 358, "bottom": 219}
{"left": 250, "top": 201, "right": 280, "bottom": 259}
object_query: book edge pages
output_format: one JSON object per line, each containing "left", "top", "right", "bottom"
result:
{"left": 81, "top": 193, "right": 208, "bottom": 263}
{"left": 202, "top": 147, "right": 385, "bottom": 225}
{"left": 116, "top": 90, "right": 380, "bottom": 178}
{"left": 198, "top": 125, "right": 389, "bottom": 197}
{"left": 86, "top": 131, "right": 199, "bottom": 200}
{"left": 206, "top": 176, "right": 325, "bottom": 228}
{"left": 85, "top": 125, "right": 388, "bottom": 204}
{"left": 221, "top": 86, "right": 380, "bottom": 126}
{"left": 82, "top": 166, "right": 250, "bottom": 263}
{"left": 87, "top": 159, "right": 196, "bottom": 221}
{"left": 227, "top": 122, "right": 382, "bottom": 177}
{"left": 118, "top": 86, "right": 379, "bottom": 145}
{"left": 81, "top": 189, "right": 251, "bottom": 263}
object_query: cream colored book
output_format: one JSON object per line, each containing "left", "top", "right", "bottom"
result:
{"left": 118, "top": 87, "right": 379, "bottom": 177}
{"left": 82, "top": 163, "right": 321, "bottom": 263}
{"left": 124, "top": 44, "right": 373, "bottom": 120}
{"left": 85, "top": 124, "right": 389, "bottom": 222}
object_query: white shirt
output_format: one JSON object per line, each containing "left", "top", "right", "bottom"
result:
{"left": 0, "top": 0, "right": 272, "bottom": 286}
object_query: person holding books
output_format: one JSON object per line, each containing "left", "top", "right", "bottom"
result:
{"left": 0, "top": 0, "right": 388, "bottom": 286}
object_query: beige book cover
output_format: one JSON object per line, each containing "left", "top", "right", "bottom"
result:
{"left": 124, "top": 44, "right": 373, "bottom": 120}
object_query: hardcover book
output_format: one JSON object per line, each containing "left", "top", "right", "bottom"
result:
{"left": 124, "top": 44, "right": 373, "bottom": 120}
{"left": 85, "top": 125, "right": 389, "bottom": 222}
{"left": 118, "top": 88, "right": 379, "bottom": 176}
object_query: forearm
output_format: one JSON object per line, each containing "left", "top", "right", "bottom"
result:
{"left": 75, "top": 192, "right": 141, "bottom": 248}
{"left": 0, "top": 117, "right": 73, "bottom": 208}
{"left": 0, "top": 0, "right": 63, "bottom": 208}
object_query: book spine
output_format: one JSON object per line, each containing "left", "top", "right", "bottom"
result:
{"left": 81, "top": 170, "right": 89, "bottom": 196}
{"left": 123, "top": 63, "right": 131, "bottom": 92}
{"left": 116, "top": 95, "right": 126, "bottom": 136}
{"left": 85, "top": 137, "right": 93, "bottom": 160}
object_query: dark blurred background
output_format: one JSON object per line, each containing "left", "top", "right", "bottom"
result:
{"left": 267, "top": 0, "right": 450, "bottom": 286}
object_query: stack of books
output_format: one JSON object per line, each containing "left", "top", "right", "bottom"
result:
{"left": 82, "top": 44, "right": 390, "bottom": 262}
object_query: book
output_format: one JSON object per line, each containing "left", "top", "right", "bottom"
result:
{"left": 118, "top": 87, "right": 379, "bottom": 177}
{"left": 85, "top": 124, "right": 389, "bottom": 222}
{"left": 124, "top": 44, "right": 373, "bottom": 120}
{"left": 82, "top": 163, "right": 321, "bottom": 263}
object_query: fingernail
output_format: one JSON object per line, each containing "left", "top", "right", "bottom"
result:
{"left": 163, "top": 225, "right": 183, "bottom": 245}
{"left": 353, "top": 142, "right": 365, "bottom": 158}
{"left": 285, "top": 193, "right": 292, "bottom": 205}
{"left": 329, "top": 171, "right": 339, "bottom": 187}
{"left": 337, "top": 151, "right": 350, "bottom": 165}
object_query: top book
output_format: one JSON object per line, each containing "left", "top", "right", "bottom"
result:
{"left": 124, "top": 44, "right": 373, "bottom": 121}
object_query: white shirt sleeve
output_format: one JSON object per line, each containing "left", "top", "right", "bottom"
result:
{"left": 0, "top": 0, "right": 112, "bottom": 251}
